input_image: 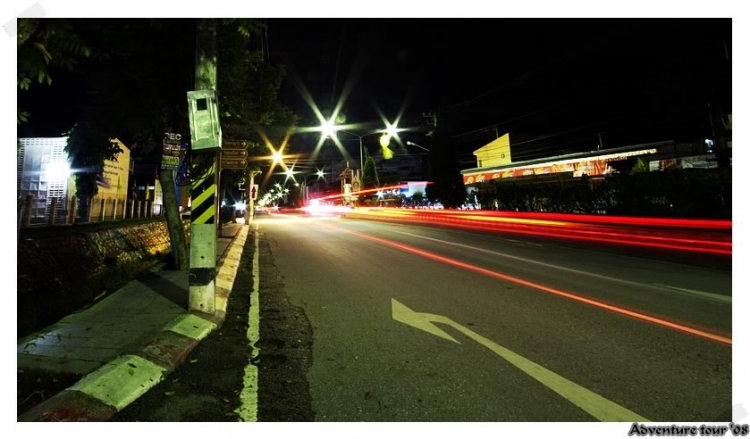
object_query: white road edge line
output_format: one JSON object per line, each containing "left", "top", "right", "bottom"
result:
{"left": 389, "top": 229, "right": 729, "bottom": 302}
{"left": 239, "top": 223, "right": 261, "bottom": 422}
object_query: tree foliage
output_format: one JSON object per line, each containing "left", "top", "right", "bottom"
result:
{"left": 426, "top": 128, "right": 466, "bottom": 208}
{"left": 362, "top": 148, "right": 380, "bottom": 189}
{"left": 63, "top": 19, "right": 194, "bottom": 201}
{"left": 217, "top": 19, "right": 298, "bottom": 193}
{"left": 17, "top": 18, "right": 91, "bottom": 124}
{"left": 474, "top": 169, "right": 731, "bottom": 218}
{"left": 66, "top": 121, "right": 122, "bottom": 203}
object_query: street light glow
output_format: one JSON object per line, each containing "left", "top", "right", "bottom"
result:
{"left": 272, "top": 151, "right": 283, "bottom": 163}
{"left": 384, "top": 124, "right": 399, "bottom": 137}
{"left": 283, "top": 163, "right": 298, "bottom": 183}
{"left": 321, "top": 118, "right": 338, "bottom": 139}
{"left": 45, "top": 161, "right": 72, "bottom": 182}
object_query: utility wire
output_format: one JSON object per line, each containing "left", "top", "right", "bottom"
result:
{"left": 448, "top": 49, "right": 701, "bottom": 142}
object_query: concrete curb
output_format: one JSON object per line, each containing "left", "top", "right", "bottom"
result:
{"left": 19, "top": 225, "right": 252, "bottom": 422}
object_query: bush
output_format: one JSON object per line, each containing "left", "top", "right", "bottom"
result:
{"left": 475, "top": 169, "right": 731, "bottom": 218}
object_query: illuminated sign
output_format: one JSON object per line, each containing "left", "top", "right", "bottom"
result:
{"left": 463, "top": 149, "right": 657, "bottom": 184}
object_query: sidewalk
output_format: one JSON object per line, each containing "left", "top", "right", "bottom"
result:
{"left": 18, "top": 222, "right": 250, "bottom": 421}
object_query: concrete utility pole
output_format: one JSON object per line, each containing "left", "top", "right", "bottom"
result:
{"left": 189, "top": 18, "right": 220, "bottom": 315}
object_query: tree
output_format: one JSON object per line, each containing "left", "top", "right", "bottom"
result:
{"left": 65, "top": 121, "right": 123, "bottom": 215}
{"left": 17, "top": 19, "right": 91, "bottom": 124}
{"left": 217, "top": 19, "right": 298, "bottom": 208}
{"left": 49, "top": 19, "right": 296, "bottom": 269}
{"left": 426, "top": 126, "right": 466, "bottom": 208}
{"left": 362, "top": 148, "right": 380, "bottom": 189}
{"left": 412, "top": 191, "right": 424, "bottom": 206}
{"left": 63, "top": 19, "right": 195, "bottom": 268}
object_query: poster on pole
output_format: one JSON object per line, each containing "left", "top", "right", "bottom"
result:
{"left": 161, "top": 133, "right": 182, "bottom": 170}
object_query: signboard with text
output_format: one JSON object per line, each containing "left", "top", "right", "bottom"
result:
{"left": 220, "top": 139, "right": 248, "bottom": 170}
{"left": 162, "top": 133, "right": 183, "bottom": 170}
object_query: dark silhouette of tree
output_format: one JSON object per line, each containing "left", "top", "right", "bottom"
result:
{"left": 218, "top": 19, "right": 298, "bottom": 199}
{"left": 17, "top": 18, "right": 91, "bottom": 124}
{"left": 426, "top": 124, "right": 466, "bottom": 208}
{"left": 362, "top": 148, "right": 380, "bottom": 189}
{"left": 58, "top": 19, "right": 296, "bottom": 268}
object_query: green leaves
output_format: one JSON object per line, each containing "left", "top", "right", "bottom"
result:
{"left": 34, "top": 42, "right": 52, "bottom": 64}
{"left": 18, "top": 77, "right": 32, "bottom": 90}
{"left": 17, "top": 109, "right": 30, "bottom": 124}
{"left": 16, "top": 18, "right": 89, "bottom": 99}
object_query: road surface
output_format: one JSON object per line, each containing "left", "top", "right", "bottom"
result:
{"left": 253, "top": 212, "right": 731, "bottom": 421}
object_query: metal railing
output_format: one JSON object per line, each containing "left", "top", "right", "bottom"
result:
{"left": 17, "top": 194, "right": 165, "bottom": 231}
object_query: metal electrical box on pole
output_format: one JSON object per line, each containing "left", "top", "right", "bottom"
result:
{"left": 188, "top": 18, "right": 220, "bottom": 315}
{"left": 187, "top": 90, "right": 222, "bottom": 151}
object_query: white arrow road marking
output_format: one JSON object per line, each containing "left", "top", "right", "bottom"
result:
{"left": 239, "top": 224, "right": 261, "bottom": 421}
{"left": 392, "top": 299, "right": 649, "bottom": 422}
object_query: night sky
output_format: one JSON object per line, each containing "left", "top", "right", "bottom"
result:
{"left": 270, "top": 19, "right": 731, "bottom": 164}
{"left": 19, "top": 18, "right": 731, "bottom": 167}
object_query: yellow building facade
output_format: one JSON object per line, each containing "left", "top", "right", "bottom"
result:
{"left": 96, "top": 138, "right": 131, "bottom": 201}
{"left": 473, "top": 133, "right": 512, "bottom": 168}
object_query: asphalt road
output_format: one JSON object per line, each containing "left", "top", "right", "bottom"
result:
{"left": 255, "top": 212, "right": 731, "bottom": 421}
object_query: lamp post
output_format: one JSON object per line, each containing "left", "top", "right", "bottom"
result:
{"left": 318, "top": 118, "right": 400, "bottom": 172}
{"left": 299, "top": 169, "right": 326, "bottom": 204}
{"left": 338, "top": 131, "right": 365, "bottom": 172}
{"left": 339, "top": 131, "right": 397, "bottom": 171}
{"left": 406, "top": 140, "right": 430, "bottom": 152}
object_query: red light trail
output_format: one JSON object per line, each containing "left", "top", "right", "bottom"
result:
{"left": 346, "top": 208, "right": 732, "bottom": 255}
{"left": 415, "top": 209, "right": 732, "bottom": 230}
{"left": 308, "top": 220, "right": 731, "bottom": 346}
{"left": 310, "top": 183, "right": 417, "bottom": 202}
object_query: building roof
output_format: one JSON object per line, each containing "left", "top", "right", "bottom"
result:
{"left": 461, "top": 140, "right": 673, "bottom": 175}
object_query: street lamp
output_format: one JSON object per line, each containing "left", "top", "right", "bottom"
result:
{"left": 339, "top": 130, "right": 395, "bottom": 171}
{"left": 406, "top": 140, "right": 430, "bottom": 152}
{"left": 318, "top": 119, "right": 401, "bottom": 171}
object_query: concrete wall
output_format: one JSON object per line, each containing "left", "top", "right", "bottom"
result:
{"left": 17, "top": 219, "right": 189, "bottom": 338}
